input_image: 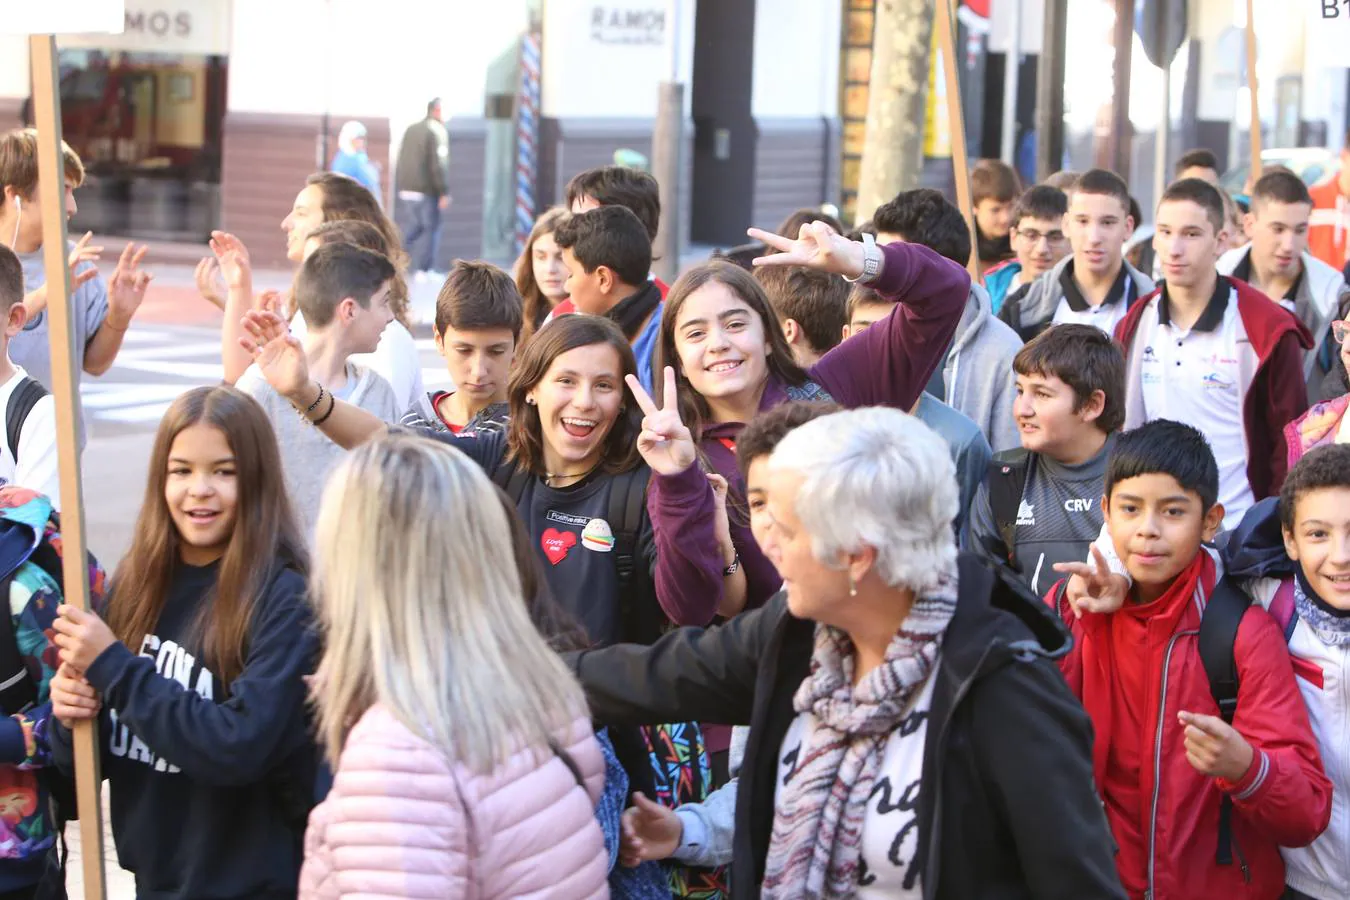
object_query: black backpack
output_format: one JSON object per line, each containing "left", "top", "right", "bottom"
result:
{"left": 987, "top": 448, "right": 1033, "bottom": 567}
{"left": 6, "top": 376, "right": 47, "bottom": 465}
{"left": 492, "top": 458, "right": 653, "bottom": 640}
{"left": 1197, "top": 576, "right": 1257, "bottom": 874}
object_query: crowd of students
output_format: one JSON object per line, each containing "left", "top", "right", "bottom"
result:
{"left": 0, "top": 115, "right": 1347, "bottom": 899}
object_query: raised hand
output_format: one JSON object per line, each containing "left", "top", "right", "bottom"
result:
{"left": 106, "top": 243, "right": 153, "bottom": 328}
{"left": 620, "top": 792, "right": 683, "bottom": 866}
{"left": 708, "top": 473, "right": 734, "bottom": 552}
{"left": 22, "top": 232, "right": 101, "bottom": 316}
{"left": 194, "top": 257, "right": 226, "bottom": 311}
{"left": 1052, "top": 545, "right": 1129, "bottom": 618}
{"left": 239, "top": 309, "right": 311, "bottom": 402}
{"left": 209, "top": 231, "right": 253, "bottom": 290}
{"left": 748, "top": 220, "right": 867, "bottom": 279}
{"left": 626, "top": 366, "right": 697, "bottom": 476}
{"left": 257, "top": 289, "right": 287, "bottom": 317}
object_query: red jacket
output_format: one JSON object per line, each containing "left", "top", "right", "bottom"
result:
{"left": 1048, "top": 580, "right": 1331, "bottom": 900}
{"left": 1114, "top": 277, "right": 1313, "bottom": 500}
{"left": 1307, "top": 176, "right": 1348, "bottom": 272}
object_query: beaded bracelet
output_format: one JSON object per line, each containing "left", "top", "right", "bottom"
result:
{"left": 303, "top": 383, "right": 326, "bottom": 415}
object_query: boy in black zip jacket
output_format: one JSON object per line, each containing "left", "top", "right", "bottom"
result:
{"left": 569, "top": 408, "right": 1123, "bottom": 899}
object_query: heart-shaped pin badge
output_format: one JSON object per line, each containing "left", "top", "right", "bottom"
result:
{"left": 541, "top": 528, "right": 578, "bottom": 565}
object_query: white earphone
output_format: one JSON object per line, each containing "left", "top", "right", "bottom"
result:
{"left": 7, "top": 195, "right": 18, "bottom": 248}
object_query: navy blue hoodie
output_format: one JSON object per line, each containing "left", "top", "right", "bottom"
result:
{"left": 51, "top": 561, "right": 317, "bottom": 899}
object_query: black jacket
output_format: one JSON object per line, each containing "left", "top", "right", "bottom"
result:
{"left": 571, "top": 553, "right": 1125, "bottom": 900}
{"left": 394, "top": 117, "right": 450, "bottom": 197}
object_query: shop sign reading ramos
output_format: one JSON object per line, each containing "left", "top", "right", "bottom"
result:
{"left": 590, "top": 5, "right": 665, "bottom": 45}
{"left": 57, "top": 0, "right": 229, "bottom": 56}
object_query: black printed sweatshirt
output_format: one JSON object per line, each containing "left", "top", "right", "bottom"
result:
{"left": 51, "top": 561, "right": 318, "bottom": 900}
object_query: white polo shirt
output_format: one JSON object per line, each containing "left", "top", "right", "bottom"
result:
{"left": 0, "top": 367, "right": 60, "bottom": 510}
{"left": 1050, "top": 260, "right": 1139, "bottom": 335}
{"left": 1137, "top": 279, "right": 1254, "bottom": 529}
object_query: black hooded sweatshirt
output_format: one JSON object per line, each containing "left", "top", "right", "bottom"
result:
{"left": 569, "top": 553, "right": 1126, "bottom": 900}
{"left": 51, "top": 562, "right": 318, "bottom": 899}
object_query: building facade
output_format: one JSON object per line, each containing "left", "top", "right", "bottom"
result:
{"left": 0, "top": 0, "right": 843, "bottom": 267}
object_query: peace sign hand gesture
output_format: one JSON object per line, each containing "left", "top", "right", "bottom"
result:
{"left": 1052, "top": 545, "right": 1129, "bottom": 618}
{"left": 626, "top": 366, "right": 697, "bottom": 476}
{"left": 747, "top": 220, "right": 868, "bottom": 280}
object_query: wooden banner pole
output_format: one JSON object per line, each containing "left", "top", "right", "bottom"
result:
{"left": 29, "top": 34, "right": 107, "bottom": 900}
{"left": 1244, "top": 0, "right": 1261, "bottom": 181}
{"left": 935, "top": 0, "right": 981, "bottom": 281}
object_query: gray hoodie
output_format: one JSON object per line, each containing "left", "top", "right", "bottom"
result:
{"left": 939, "top": 284, "right": 1024, "bottom": 453}
{"left": 1218, "top": 245, "right": 1350, "bottom": 403}
{"left": 997, "top": 254, "right": 1155, "bottom": 343}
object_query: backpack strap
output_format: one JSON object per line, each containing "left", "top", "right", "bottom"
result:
{"left": 987, "top": 449, "right": 1032, "bottom": 566}
{"left": 1269, "top": 577, "right": 1299, "bottom": 644}
{"left": 491, "top": 456, "right": 533, "bottom": 506}
{"left": 6, "top": 377, "right": 47, "bottom": 466}
{"left": 1199, "top": 576, "right": 1253, "bottom": 869}
{"left": 0, "top": 571, "right": 36, "bottom": 715}
{"left": 607, "top": 466, "right": 650, "bottom": 597}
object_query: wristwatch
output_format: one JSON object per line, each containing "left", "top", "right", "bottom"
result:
{"left": 723, "top": 554, "right": 741, "bottom": 577}
{"left": 844, "top": 231, "right": 883, "bottom": 284}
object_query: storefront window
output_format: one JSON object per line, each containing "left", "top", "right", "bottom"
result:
{"left": 58, "top": 48, "right": 226, "bottom": 242}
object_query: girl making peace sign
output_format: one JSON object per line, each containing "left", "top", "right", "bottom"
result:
{"left": 646, "top": 223, "right": 972, "bottom": 626}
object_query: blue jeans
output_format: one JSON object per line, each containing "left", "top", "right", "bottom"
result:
{"left": 398, "top": 193, "right": 441, "bottom": 272}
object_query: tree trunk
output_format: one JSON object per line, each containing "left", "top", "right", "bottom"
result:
{"left": 855, "top": 0, "right": 935, "bottom": 225}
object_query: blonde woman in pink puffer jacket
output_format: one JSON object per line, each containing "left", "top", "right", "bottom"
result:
{"left": 299, "top": 434, "right": 609, "bottom": 899}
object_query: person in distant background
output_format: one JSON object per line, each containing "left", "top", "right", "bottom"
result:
{"left": 330, "top": 121, "right": 381, "bottom": 202}
{"left": 1308, "top": 129, "right": 1350, "bottom": 273}
{"left": 972, "top": 159, "right": 1022, "bottom": 273}
{"left": 1175, "top": 147, "right": 1220, "bottom": 185}
{"left": 394, "top": 98, "right": 451, "bottom": 277}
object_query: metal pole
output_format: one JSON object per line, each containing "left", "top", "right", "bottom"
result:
{"left": 1035, "top": 0, "right": 1067, "bottom": 180}
{"left": 651, "top": 0, "right": 683, "bottom": 285}
{"left": 1000, "top": 0, "right": 1022, "bottom": 163}
{"left": 29, "top": 33, "right": 107, "bottom": 900}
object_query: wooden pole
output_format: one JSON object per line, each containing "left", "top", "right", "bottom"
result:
{"left": 935, "top": 0, "right": 980, "bottom": 281}
{"left": 29, "top": 34, "right": 107, "bottom": 900}
{"left": 1245, "top": 0, "right": 1261, "bottom": 181}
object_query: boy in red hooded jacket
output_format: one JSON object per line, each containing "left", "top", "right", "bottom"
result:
{"left": 1049, "top": 419, "right": 1330, "bottom": 899}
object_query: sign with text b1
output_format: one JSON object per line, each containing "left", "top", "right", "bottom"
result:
{"left": 1319, "top": 0, "right": 1350, "bottom": 21}
{"left": 0, "top": 0, "right": 124, "bottom": 34}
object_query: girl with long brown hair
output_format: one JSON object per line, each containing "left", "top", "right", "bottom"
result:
{"left": 513, "top": 206, "right": 570, "bottom": 345}
{"left": 242, "top": 306, "right": 741, "bottom": 894}
{"left": 642, "top": 225, "right": 970, "bottom": 628}
{"left": 48, "top": 385, "right": 317, "bottom": 899}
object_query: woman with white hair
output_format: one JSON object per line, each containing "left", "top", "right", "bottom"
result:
{"left": 570, "top": 406, "right": 1125, "bottom": 899}
{"left": 329, "top": 120, "right": 382, "bottom": 200}
{"left": 299, "top": 434, "right": 608, "bottom": 897}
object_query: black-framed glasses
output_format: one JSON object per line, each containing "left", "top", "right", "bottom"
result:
{"left": 1016, "top": 228, "right": 1067, "bottom": 245}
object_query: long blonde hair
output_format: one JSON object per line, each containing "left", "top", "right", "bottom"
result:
{"left": 310, "top": 433, "right": 588, "bottom": 771}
